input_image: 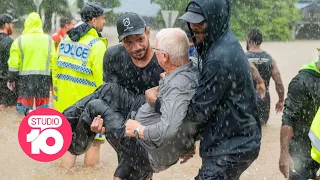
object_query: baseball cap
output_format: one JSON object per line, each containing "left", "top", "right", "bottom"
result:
{"left": 80, "top": 2, "right": 112, "bottom": 22}
{"left": 0, "top": 14, "right": 18, "bottom": 27}
{"left": 117, "top": 12, "right": 146, "bottom": 42}
{"left": 179, "top": 3, "right": 205, "bottom": 24}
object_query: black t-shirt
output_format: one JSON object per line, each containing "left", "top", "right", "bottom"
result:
{"left": 0, "top": 33, "right": 13, "bottom": 79}
{"left": 103, "top": 44, "right": 164, "bottom": 95}
{"left": 246, "top": 51, "right": 273, "bottom": 90}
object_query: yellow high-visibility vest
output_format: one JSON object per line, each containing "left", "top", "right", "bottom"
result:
{"left": 8, "top": 12, "right": 56, "bottom": 77}
{"left": 309, "top": 107, "right": 320, "bottom": 163}
{"left": 52, "top": 27, "right": 108, "bottom": 112}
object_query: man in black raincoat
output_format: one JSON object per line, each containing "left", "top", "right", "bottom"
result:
{"left": 147, "top": 0, "right": 261, "bottom": 179}
{"left": 0, "top": 14, "right": 18, "bottom": 109}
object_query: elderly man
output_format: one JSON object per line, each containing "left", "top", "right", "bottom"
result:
{"left": 147, "top": 0, "right": 262, "bottom": 179}
{"left": 63, "top": 28, "right": 199, "bottom": 180}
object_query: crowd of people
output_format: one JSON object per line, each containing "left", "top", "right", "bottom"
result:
{"left": 0, "top": 0, "right": 320, "bottom": 179}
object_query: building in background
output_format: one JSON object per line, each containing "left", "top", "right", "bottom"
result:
{"left": 294, "top": 0, "right": 320, "bottom": 39}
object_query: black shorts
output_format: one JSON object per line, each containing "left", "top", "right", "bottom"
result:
{"left": 289, "top": 156, "right": 319, "bottom": 179}
{"left": 114, "top": 153, "right": 153, "bottom": 180}
{"left": 195, "top": 151, "right": 259, "bottom": 180}
{"left": 256, "top": 92, "right": 270, "bottom": 124}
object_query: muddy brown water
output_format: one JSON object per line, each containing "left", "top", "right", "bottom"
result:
{"left": 1, "top": 27, "right": 319, "bottom": 179}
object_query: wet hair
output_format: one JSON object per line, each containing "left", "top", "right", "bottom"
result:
{"left": 60, "top": 17, "right": 75, "bottom": 28}
{"left": 247, "top": 28, "right": 263, "bottom": 45}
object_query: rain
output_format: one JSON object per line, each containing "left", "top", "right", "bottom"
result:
{"left": 0, "top": 0, "right": 320, "bottom": 179}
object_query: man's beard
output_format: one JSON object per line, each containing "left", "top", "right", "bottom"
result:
{"left": 192, "top": 31, "right": 205, "bottom": 44}
{"left": 93, "top": 25, "right": 103, "bottom": 33}
{"left": 7, "top": 27, "right": 13, "bottom": 35}
{"left": 97, "top": 27, "right": 103, "bottom": 33}
{"left": 131, "top": 41, "right": 150, "bottom": 60}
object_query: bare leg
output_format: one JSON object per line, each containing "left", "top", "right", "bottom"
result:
{"left": 60, "top": 151, "right": 77, "bottom": 169}
{"left": 84, "top": 141, "right": 102, "bottom": 166}
{"left": 0, "top": 105, "right": 6, "bottom": 110}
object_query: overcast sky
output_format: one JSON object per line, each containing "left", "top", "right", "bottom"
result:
{"left": 113, "top": 0, "right": 161, "bottom": 17}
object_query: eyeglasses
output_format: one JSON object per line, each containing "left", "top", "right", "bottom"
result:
{"left": 151, "top": 46, "right": 166, "bottom": 52}
{"left": 152, "top": 46, "right": 169, "bottom": 57}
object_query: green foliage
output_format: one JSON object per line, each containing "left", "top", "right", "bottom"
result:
{"left": 40, "top": 0, "right": 72, "bottom": 32}
{"left": 230, "top": 0, "right": 301, "bottom": 41}
{"left": 0, "top": 0, "right": 302, "bottom": 40}
{"left": 152, "top": 0, "right": 190, "bottom": 28}
{"left": 41, "top": 0, "right": 70, "bottom": 16}
{"left": 0, "top": 0, "right": 35, "bottom": 17}
{"left": 77, "top": 0, "right": 121, "bottom": 9}
{"left": 0, "top": 0, "right": 72, "bottom": 32}
{"left": 154, "top": 0, "right": 301, "bottom": 41}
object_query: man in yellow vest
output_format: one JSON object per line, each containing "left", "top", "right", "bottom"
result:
{"left": 52, "top": 2, "right": 109, "bottom": 168}
{"left": 7, "top": 12, "right": 56, "bottom": 114}
{"left": 309, "top": 108, "right": 320, "bottom": 179}
{"left": 279, "top": 59, "right": 320, "bottom": 179}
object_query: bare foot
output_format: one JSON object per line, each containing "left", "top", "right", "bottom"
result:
{"left": 60, "top": 151, "right": 76, "bottom": 169}
{"left": 0, "top": 105, "right": 6, "bottom": 110}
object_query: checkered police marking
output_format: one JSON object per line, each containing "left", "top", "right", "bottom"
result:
{"left": 56, "top": 61, "right": 93, "bottom": 75}
{"left": 56, "top": 74, "right": 96, "bottom": 87}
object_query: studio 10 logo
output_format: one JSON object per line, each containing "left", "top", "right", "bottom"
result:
{"left": 18, "top": 108, "right": 72, "bottom": 162}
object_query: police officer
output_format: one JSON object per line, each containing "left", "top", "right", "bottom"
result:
{"left": 52, "top": 2, "right": 110, "bottom": 169}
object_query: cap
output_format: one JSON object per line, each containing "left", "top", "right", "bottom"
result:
{"left": 117, "top": 12, "right": 146, "bottom": 42}
{"left": 0, "top": 14, "right": 18, "bottom": 27}
{"left": 80, "top": 2, "right": 112, "bottom": 22}
{"left": 179, "top": 3, "right": 205, "bottom": 24}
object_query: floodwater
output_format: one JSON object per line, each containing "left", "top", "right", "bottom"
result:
{"left": 1, "top": 27, "right": 319, "bottom": 180}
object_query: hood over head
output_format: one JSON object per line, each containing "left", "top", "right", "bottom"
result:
{"left": 179, "top": 0, "right": 232, "bottom": 55}
{"left": 22, "top": 12, "right": 44, "bottom": 35}
{"left": 301, "top": 60, "right": 320, "bottom": 74}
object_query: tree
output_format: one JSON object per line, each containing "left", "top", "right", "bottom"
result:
{"left": 153, "top": 0, "right": 300, "bottom": 41}
{"left": 41, "top": 0, "right": 71, "bottom": 33}
{"left": 230, "top": 0, "right": 301, "bottom": 41}
{"left": 152, "top": 0, "right": 189, "bottom": 28}
{"left": 0, "top": 0, "right": 35, "bottom": 19}
{"left": 0, "top": 0, "right": 71, "bottom": 33}
{"left": 77, "top": 0, "right": 121, "bottom": 8}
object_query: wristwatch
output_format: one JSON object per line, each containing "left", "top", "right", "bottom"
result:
{"left": 134, "top": 126, "right": 141, "bottom": 139}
